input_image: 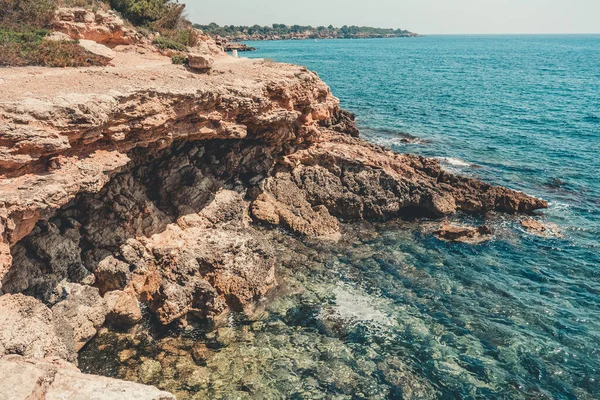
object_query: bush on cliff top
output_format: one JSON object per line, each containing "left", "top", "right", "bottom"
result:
{"left": 171, "top": 54, "right": 186, "bottom": 64}
{"left": 0, "top": 0, "right": 56, "bottom": 28}
{"left": 152, "top": 35, "right": 186, "bottom": 51}
{"left": 0, "top": 26, "right": 110, "bottom": 67}
{"left": 109, "top": 0, "right": 198, "bottom": 51}
{"left": 0, "top": 0, "right": 111, "bottom": 67}
{"left": 153, "top": 28, "right": 198, "bottom": 51}
{"left": 108, "top": 0, "right": 185, "bottom": 28}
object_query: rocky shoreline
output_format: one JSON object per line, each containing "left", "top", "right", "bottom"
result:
{"left": 0, "top": 9, "right": 547, "bottom": 399}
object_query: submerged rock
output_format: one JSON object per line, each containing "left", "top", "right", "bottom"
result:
{"left": 435, "top": 223, "right": 493, "bottom": 244}
{"left": 138, "top": 359, "right": 163, "bottom": 385}
{"left": 520, "top": 218, "right": 562, "bottom": 238}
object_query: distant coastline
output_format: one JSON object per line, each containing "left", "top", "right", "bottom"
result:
{"left": 194, "top": 23, "right": 420, "bottom": 49}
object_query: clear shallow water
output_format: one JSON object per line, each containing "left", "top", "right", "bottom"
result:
{"left": 81, "top": 36, "right": 600, "bottom": 399}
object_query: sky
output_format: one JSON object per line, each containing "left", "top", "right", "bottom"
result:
{"left": 185, "top": 0, "right": 600, "bottom": 34}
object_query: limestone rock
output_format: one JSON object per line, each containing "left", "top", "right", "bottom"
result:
{"left": 0, "top": 355, "right": 175, "bottom": 400}
{"left": 51, "top": 284, "right": 108, "bottom": 352}
{"left": 95, "top": 256, "right": 131, "bottom": 294}
{"left": 78, "top": 39, "right": 116, "bottom": 61}
{"left": 187, "top": 53, "right": 214, "bottom": 71}
{"left": 0, "top": 294, "right": 75, "bottom": 362}
{"left": 249, "top": 140, "right": 545, "bottom": 236}
{"left": 251, "top": 189, "right": 340, "bottom": 237}
{"left": 53, "top": 8, "right": 142, "bottom": 46}
{"left": 104, "top": 290, "right": 143, "bottom": 327}
{"left": 45, "top": 31, "right": 72, "bottom": 41}
{"left": 435, "top": 223, "right": 493, "bottom": 244}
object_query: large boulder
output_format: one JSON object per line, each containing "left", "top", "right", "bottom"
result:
{"left": 0, "top": 355, "right": 175, "bottom": 400}
{"left": 0, "top": 294, "right": 75, "bottom": 362}
{"left": 104, "top": 290, "right": 143, "bottom": 328}
{"left": 78, "top": 39, "right": 116, "bottom": 62}
{"left": 51, "top": 283, "right": 108, "bottom": 352}
{"left": 187, "top": 53, "right": 214, "bottom": 71}
{"left": 94, "top": 256, "right": 131, "bottom": 294}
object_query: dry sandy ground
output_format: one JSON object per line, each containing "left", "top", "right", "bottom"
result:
{"left": 0, "top": 47, "right": 278, "bottom": 102}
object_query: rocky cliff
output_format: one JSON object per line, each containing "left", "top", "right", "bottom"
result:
{"left": 0, "top": 15, "right": 547, "bottom": 398}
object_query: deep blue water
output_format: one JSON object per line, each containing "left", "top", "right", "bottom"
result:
{"left": 241, "top": 36, "right": 600, "bottom": 398}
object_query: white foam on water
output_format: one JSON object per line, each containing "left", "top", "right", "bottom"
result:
{"left": 438, "top": 157, "right": 472, "bottom": 167}
{"left": 367, "top": 136, "right": 427, "bottom": 147}
{"left": 548, "top": 201, "right": 571, "bottom": 211}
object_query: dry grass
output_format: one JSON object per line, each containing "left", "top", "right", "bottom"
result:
{"left": 56, "top": 0, "right": 110, "bottom": 11}
{"left": 0, "top": 0, "right": 56, "bottom": 28}
{"left": 0, "top": 27, "right": 110, "bottom": 67}
{"left": 0, "top": 0, "right": 112, "bottom": 67}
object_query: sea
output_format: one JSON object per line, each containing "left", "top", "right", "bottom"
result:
{"left": 81, "top": 35, "right": 600, "bottom": 399}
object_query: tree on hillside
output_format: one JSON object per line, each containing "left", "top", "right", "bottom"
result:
{"left": 109, "top": 0, "right": 185, "bottom": 27}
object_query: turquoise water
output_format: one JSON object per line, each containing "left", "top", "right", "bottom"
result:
{"left": 81, "top": 36, "right": 600, "bottom": 399}
{"left": 245, "top": 36, "right": 600, "bottom": 398}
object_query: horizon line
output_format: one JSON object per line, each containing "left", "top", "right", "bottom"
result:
{"left": 421, "top": 32, "right": 600, "bottom": 35}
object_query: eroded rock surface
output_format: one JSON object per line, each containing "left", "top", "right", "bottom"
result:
{"left": 249, "top": 139, "right": 547, "bottom": 236}
{"left": 435, "top": 223, "right": 493, "bottom": 244}
{"left": 53, "top": 7, "right": 142, "bottom": 46}
{"left": 0, "top": 355, "right": 175, "bottom": 400}
{"left": 520, "top": 218, "right": 562, "bottom": 238}
{"left": 51, "top": 284, "right": 108, "bottom": 352}
{"left": 187, "top": 53, "right": 214, "bottom": 71}
{"left": 0, "top": 294, "right": 75, "bottom": 362}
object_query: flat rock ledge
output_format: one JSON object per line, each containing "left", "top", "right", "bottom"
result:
{"left": 0, "top": 355, "right": 175, "bottom": 400}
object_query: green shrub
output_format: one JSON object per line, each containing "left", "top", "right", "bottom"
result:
{"left": 171, "top": 54, "right": 186, "bottom": 64}
{"left": 152, "top": 35, "right": 186, "bottom": 51}
{"left": 0, "top": 26, "right": 110, "bottom": 67}
{"left": 56, "top": 0, "right": 107, "bottom": 8}
{"left": 108, "top": 0, "right": 184, "bottom": 28}
{"left": 0, "top": 0, "right": 57, "bottom": 28}
{"left": 162, "top": 27, "right": 198, "bottom": 46}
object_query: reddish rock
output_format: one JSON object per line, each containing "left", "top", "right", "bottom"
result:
{"left": 53, "top": 8, "right": 142, "bottom": 46}
{"left": 520, "top": 219, "right": 562, "bottom": 238}
{"left": 104, "top": 290, "right": 143, "bottom": 327}
{"left": 435, "top": 224, "right": 493, "bottom": 244}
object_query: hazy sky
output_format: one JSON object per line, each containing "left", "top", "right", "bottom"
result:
{"left": 186, "top": 0, "right": 600, "bottom": 34}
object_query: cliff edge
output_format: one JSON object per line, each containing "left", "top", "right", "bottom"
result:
{"left": 0, "top": 18, "right": 547, "bottom": 398}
